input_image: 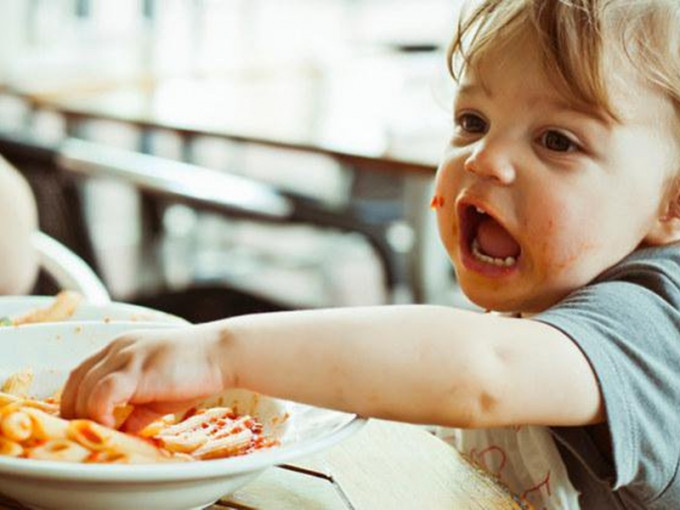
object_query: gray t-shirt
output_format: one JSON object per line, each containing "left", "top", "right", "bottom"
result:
{"left": 535, "top": 243, "right": 680, "bottom": 509}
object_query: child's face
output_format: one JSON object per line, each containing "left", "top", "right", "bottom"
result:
{"left": 435, "top": 34, "right": 680, "bottom": 313}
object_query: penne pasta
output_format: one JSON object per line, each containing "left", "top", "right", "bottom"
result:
{"left": 155, "top": 408, "right": 237, "bottom": 454}
{"left": 27, "top": 439, "right": 90, "bottom": 463}
{"left": 0, "top": 437, "right": 23, "bottom": 457}
{"left": 112, "top": 405, "right": 134, "bottom": 430}
{"left": 1, "top": 410, "right": 33, "bottom": 442}
{"left": 0, "top": 392, "right": 21, "bottom": 408}
{"left": 156, "top": 408, "right": 232, "bottom": 436}
{"left": 1, "top": 369, "right": 34, "bottom": 397}
{"left": 0, "top": 391, "right": 60, "bottom": 415}
{"left": 138, "top": 413, "right": 178, "bottom": 438}
{"left": 86, "top": 450, "right": 170, "bottom": 465}
{"left": 67, "top": 420, "right": 112, "bottom": 451}
{"left": 11, "top": 291, "right": 82, "bottom": 326}
{"left": 152, "top": 408, "right": 273, "bottom": 459}
{"left": 68, "top": 420, "right": 170, "bottom": 461}
{"left": 192, "top": 429, "right": 253, "bottom": 460}
{"left": 22, "top": 408, "right": 69, "bottom": 441}
{"left": 0, "top": 372, "right": 276, "bottom": 464}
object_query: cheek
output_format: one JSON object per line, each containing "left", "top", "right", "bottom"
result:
{"left": 434, "top": 163, "right": 462, "bottom": 252}
{"left": 436, "top": 210, "right": 458, "bottom": 259}
{"left": 524, "top": 199, "right": 602, "bottom": 275}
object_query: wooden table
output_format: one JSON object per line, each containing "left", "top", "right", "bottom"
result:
{"left": 0, "top": 420, "right": 526, "bottom": 510}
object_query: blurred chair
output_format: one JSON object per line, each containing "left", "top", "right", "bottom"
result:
{"left": 32, "top": 231, "right": 110, "bottom": 304}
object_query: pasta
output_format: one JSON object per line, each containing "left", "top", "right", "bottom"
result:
{"left": 0, "top": 396, "right": 182, "bottom": 464}
{"left": 0, "top": 391, "right": 59, "bottom": 415}
{"left": 0, "top": 437, "right": 23, "bottom": 457}
{"left": 1, "top": 409, "right": 33, "bottom": 442}
{"left": 150, "top": 407, "right": 276, "bottom": 460}
{"left": 0, "top": 390, "right": 278, "bottom": 464}
{"left": 0, "top": 291, "right": 82, "bottom": 327}
{"left": 27, "top": 439, "right": 91, "bottom": 463}
{"left": 0, "top": 368, "right": 34, "bottom": 397}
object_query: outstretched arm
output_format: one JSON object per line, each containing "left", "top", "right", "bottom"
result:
{"left": 61, "top": 305, "right": 604, "bottom": 432}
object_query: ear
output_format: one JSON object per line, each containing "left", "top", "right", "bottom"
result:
{"left": 645, "top": 180, "right": 680, "bottom": 245}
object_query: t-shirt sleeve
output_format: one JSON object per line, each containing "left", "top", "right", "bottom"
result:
{"left": 534, "top": 255, "right": 680, "bottom": 503}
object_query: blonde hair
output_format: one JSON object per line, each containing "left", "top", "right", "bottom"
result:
{"left": 448, "top": 0, "right": 680, "bottom": 122}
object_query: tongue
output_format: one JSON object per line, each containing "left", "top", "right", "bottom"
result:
{"left": 476, "top": 217, "right": 520, "bottom": 259}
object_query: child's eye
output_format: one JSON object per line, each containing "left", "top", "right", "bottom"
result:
{"left": 540, "top": 130, "right": 580, "bottom": 153}
{"left": 456, "top": 113, "right": 487, "bottom": 134}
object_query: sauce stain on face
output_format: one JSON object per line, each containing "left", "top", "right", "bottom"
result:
{"left": 430, "top": 195, "right": 445, "bottom": 209}
{"left": 553, "top": 241, "right": 598, "bottom": 271}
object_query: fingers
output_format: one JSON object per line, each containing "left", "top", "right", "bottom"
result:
{"left": 61, "top": 336, "right": 137, "bottom": 422}
{"left": 120, "top": 400, "right": 197, "bottom": 434}
{"left": 84, "top": 372, "right": 137, "bottom": 428}
{"left": 60, "top": 344, "right": 113, "bottom": 419}
{"left": 59, "top": 329, "right": 206, "bottom": 431}
{"left": 120, "top": 406, "right": 164, "bottom": 434}
{"left": 75, "top": 352, "right": 134, "bottom": 422}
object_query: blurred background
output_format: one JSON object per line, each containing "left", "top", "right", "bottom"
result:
{"left": 0, "top": 0, "right": 474, "bottom": 322}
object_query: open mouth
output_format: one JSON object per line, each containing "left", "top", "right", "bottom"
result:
{"left": 460, "top": 204, "right": 521, "bottom": 269}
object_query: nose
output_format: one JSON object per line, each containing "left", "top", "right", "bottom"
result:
{"left": 463, "top": 137, "right": 516, "bottom": 185}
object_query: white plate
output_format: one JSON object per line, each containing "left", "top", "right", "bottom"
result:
{"left": 0, "top": 296, "right": 188, "bottom": 325}
{"left": 0, "top": 321, "right": 364, "bottom": 510}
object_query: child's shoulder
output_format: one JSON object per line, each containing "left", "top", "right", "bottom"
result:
{"left": 594, "top": 242, "right": 680, "bottom": 289}
{"left": 533, "top": 244, "right": 680, "bottom": 508}
{"left": 535, "top": 242, "right": 680, "bottom": 344}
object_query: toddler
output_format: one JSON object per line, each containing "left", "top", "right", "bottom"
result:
{"left": 62, "top": 0, "right": 680, "bottom": 507}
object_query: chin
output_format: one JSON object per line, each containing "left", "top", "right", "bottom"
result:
{"left": 459, "top": 282, "right": 560, "bottom": 315}
{"left": 465, "top": 292, "right": 523, "bottom": 313}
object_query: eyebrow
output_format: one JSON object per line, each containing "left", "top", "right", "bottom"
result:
{"left": 457, "top": 83, "right": 490, "bottom": 98}
{"left": 456, "top": 82, "right": 612, "bottom": 127}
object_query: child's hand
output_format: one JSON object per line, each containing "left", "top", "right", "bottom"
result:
{"left": 60, "top": 326, "right": 228, "bottom": 433}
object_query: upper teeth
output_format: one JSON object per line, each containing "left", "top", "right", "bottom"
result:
{"left": 471, "top": 238, "right": 517, "bottom": 267}
{"left": 475, "top": 207, "right": 486, "bottom": 214}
